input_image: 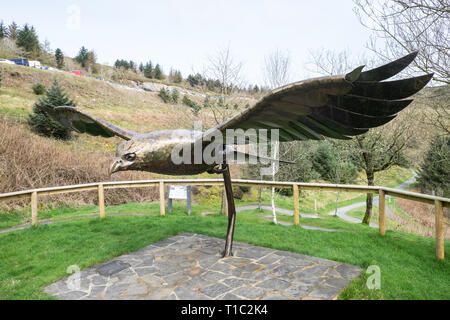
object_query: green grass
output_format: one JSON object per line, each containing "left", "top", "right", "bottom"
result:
{"left": 0, "top": 201, "right": 448, "bottom": 300}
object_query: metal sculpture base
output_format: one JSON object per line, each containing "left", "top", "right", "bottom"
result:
{"left": 209, "top": 163, "right": 236, "bottom": 257}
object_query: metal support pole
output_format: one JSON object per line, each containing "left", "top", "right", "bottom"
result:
{"left": 222, "top": 164, "right": 236, "bottom": 257}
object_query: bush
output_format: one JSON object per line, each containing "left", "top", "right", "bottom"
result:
{"left": 27, "top": 80, "right": 75, "bottom": 140}
{"left": 275, "top": 187, "right": 293, "bottom": 196}
{"left": 239, "top": 185, "right": 251, "bottom": 193}
{"left": 171, "top": 88, "right": 179, "bottom": 103}
{"left": 158, "top": 88, "right": 180, "bottom": 104}
{"left": 32, "top": 83, "right": 46, "bottom": 95}
{"left": 158, "top": 87, "right": 171, "bottom": 103}
{"left": 182, "top": 95, "right": 201, "bottom": 115}
{"left": 0, "top": 117, "right": 158, "bottom": 210}
{"left": 233, "top": 187, "right": 244, "bottom": 199}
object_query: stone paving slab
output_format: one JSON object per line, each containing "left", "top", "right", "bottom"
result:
{"left": 44, "top": 233, "right": 362, "bottom": 300}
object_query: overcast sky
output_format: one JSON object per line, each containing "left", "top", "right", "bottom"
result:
{"left": 1, "top": 0, "right": 374, "bottom": 86}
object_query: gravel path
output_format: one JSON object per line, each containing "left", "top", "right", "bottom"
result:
{"left": 328, "top": 169, "right": 418, "bottom": 228}
{"left": 236, "top": 205, "right": 345, "bottom": 232}
{"left": 236, "top": 204, "right": 319, "bottom": 218}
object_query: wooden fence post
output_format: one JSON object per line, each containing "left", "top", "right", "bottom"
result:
{"left": 435, "top": 200, "right": 444, "bottom": 260}
{"left": 293, "top": 184, "right": 300, "bottom": 226}
{"left": 98, "top": 184, "right": 105, "bottom": 219}
{"left": 379, "top": 189, "right": 386, "bottom": 236}
{"left": 159, "top": 181, "right": 165, "bottom": 216}
{"left": 31, "top": 191, "right": 38, "bottom": 227}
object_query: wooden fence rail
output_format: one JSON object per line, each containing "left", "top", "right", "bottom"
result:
{"left": 0, "top": 179, "right": 448, "bottom": 260}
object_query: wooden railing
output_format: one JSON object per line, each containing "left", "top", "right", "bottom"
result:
{"left": 0, "top": 179, "right": 448, "bottom": 260}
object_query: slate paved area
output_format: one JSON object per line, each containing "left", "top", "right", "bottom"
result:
{"left": 44, "top": 233, "right": 362, "bottom": 300}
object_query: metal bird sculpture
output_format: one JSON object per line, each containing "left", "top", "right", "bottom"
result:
{"left": 38, "top": 51, "right": 432, "bottom": 257}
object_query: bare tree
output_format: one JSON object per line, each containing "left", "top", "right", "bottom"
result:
{"left": 201, "top": 46, "right": 245, "bottom": 126}
{"left": 354, "top": 0, "right": 449, "bottom": 84}
{"left": 207, "top": 45, "right": 243, "bottom": 96}
{"left": 354, "top": 0, "right": 450, "bottom": 137}
{"left": 263, "top": 49, "right": 292, "bottom": 89}
{"left": 309, "top": 48, "right": 417, "bottom": 224}
{"left": 306, "top": 48, "right": 376, "bottom": 77}
{"left": 261, "top": 49, "right": 293, "bottom": 223}
{"left": 355, "top": 112, "right": 415, "bottom": 224}
{"left": 205, "top": 46, "right": 244, "bottom": 212}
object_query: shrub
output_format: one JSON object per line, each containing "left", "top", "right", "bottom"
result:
{"left": 171, "top": 88, "right": 179, "bottom": 104}
{"left": 233, "top": 186, "right": 244, "bottom": 199}
{"left": 275, "top": 187, "right": 293, "bottom": 196}
{"left": 32, "top": 83, "right": 45, "bottom": 95}
{"left": 183, "top": 95, "right": 201, "bottom": 115}
{"left": 27, "top": 80, "right": 75, "bottom": 140}
{"left": 158, "top": 87, "right": 171, "bottom": 103}
{"left": 0, "top": 117, "right": 158, "bottom": 210}
{"left": 239, "top": 185, "right": 251, "bottom": 193}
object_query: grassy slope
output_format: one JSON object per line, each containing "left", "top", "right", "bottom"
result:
{"left": 0, "top": 63, "right": 247, "bottom": 205}
{"left": 0, "top": 63, "right": 254, "bottom": 131}
{"left": 0, "top": 63, "right": 207, "bottom": 132}
{"left": 0, "top": 203, "right": 448, "bottom": 300}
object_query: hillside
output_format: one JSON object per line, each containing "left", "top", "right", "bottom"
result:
{"left": 0, "top": 63, "right": 251, "bottom": 208}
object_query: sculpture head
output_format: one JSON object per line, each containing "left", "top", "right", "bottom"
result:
{"left": 109, "top": 139, "right": 149, "bottom": 174}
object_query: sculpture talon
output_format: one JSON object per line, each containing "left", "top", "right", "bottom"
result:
{"left": 38, "top": 52, "right": 431, "bottom": 257}
{"left": 220, "top": 163, "right": 237, "bottom": 258}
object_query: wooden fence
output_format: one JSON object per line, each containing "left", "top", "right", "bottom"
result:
{"left": 0, "top": 179, "right": 448, "bottom": 260}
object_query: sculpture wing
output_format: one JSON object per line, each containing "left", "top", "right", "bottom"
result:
{"left": 37, "top": 105, "right": 136, "bottom": 140}
{"left": 202, "top": 52, "right": 432, "bottom": 143}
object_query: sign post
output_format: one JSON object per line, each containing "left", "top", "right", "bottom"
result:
{"left": 167, "top": 185, "right": 191, "bottom": 215}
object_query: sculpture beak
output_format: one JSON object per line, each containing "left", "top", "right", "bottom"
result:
{"left": 109, "top": 158, "right": 122, "bottom": 175}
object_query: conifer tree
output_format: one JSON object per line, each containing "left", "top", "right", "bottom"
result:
{"left": 55, "top": 48, "right": 64, "bottom": 69}
{"left": 0, "top": 21, "right": 6, "bottom": 39}
{"left": 173, "top": 70, "right": 182, "bottom": 83}
{"left": 27, "top": 80, "right": 76, "bottom": 140}
{"left": 154, "top": 64, "right": 163, "bottom": 80}
{"left": 75, "top": 46, "right": 89, "bottom": 67}
{"left": 7, "top": 22, "right": 18, "bottom": 40}
{"left": 418, "top": 135, "right": 450, "bottom": 197}
{"left": 16, "top": 24, "right": 40, "bottom": 55}
{"left": 143, "top": 61, "right": 153, "bottom": 78}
